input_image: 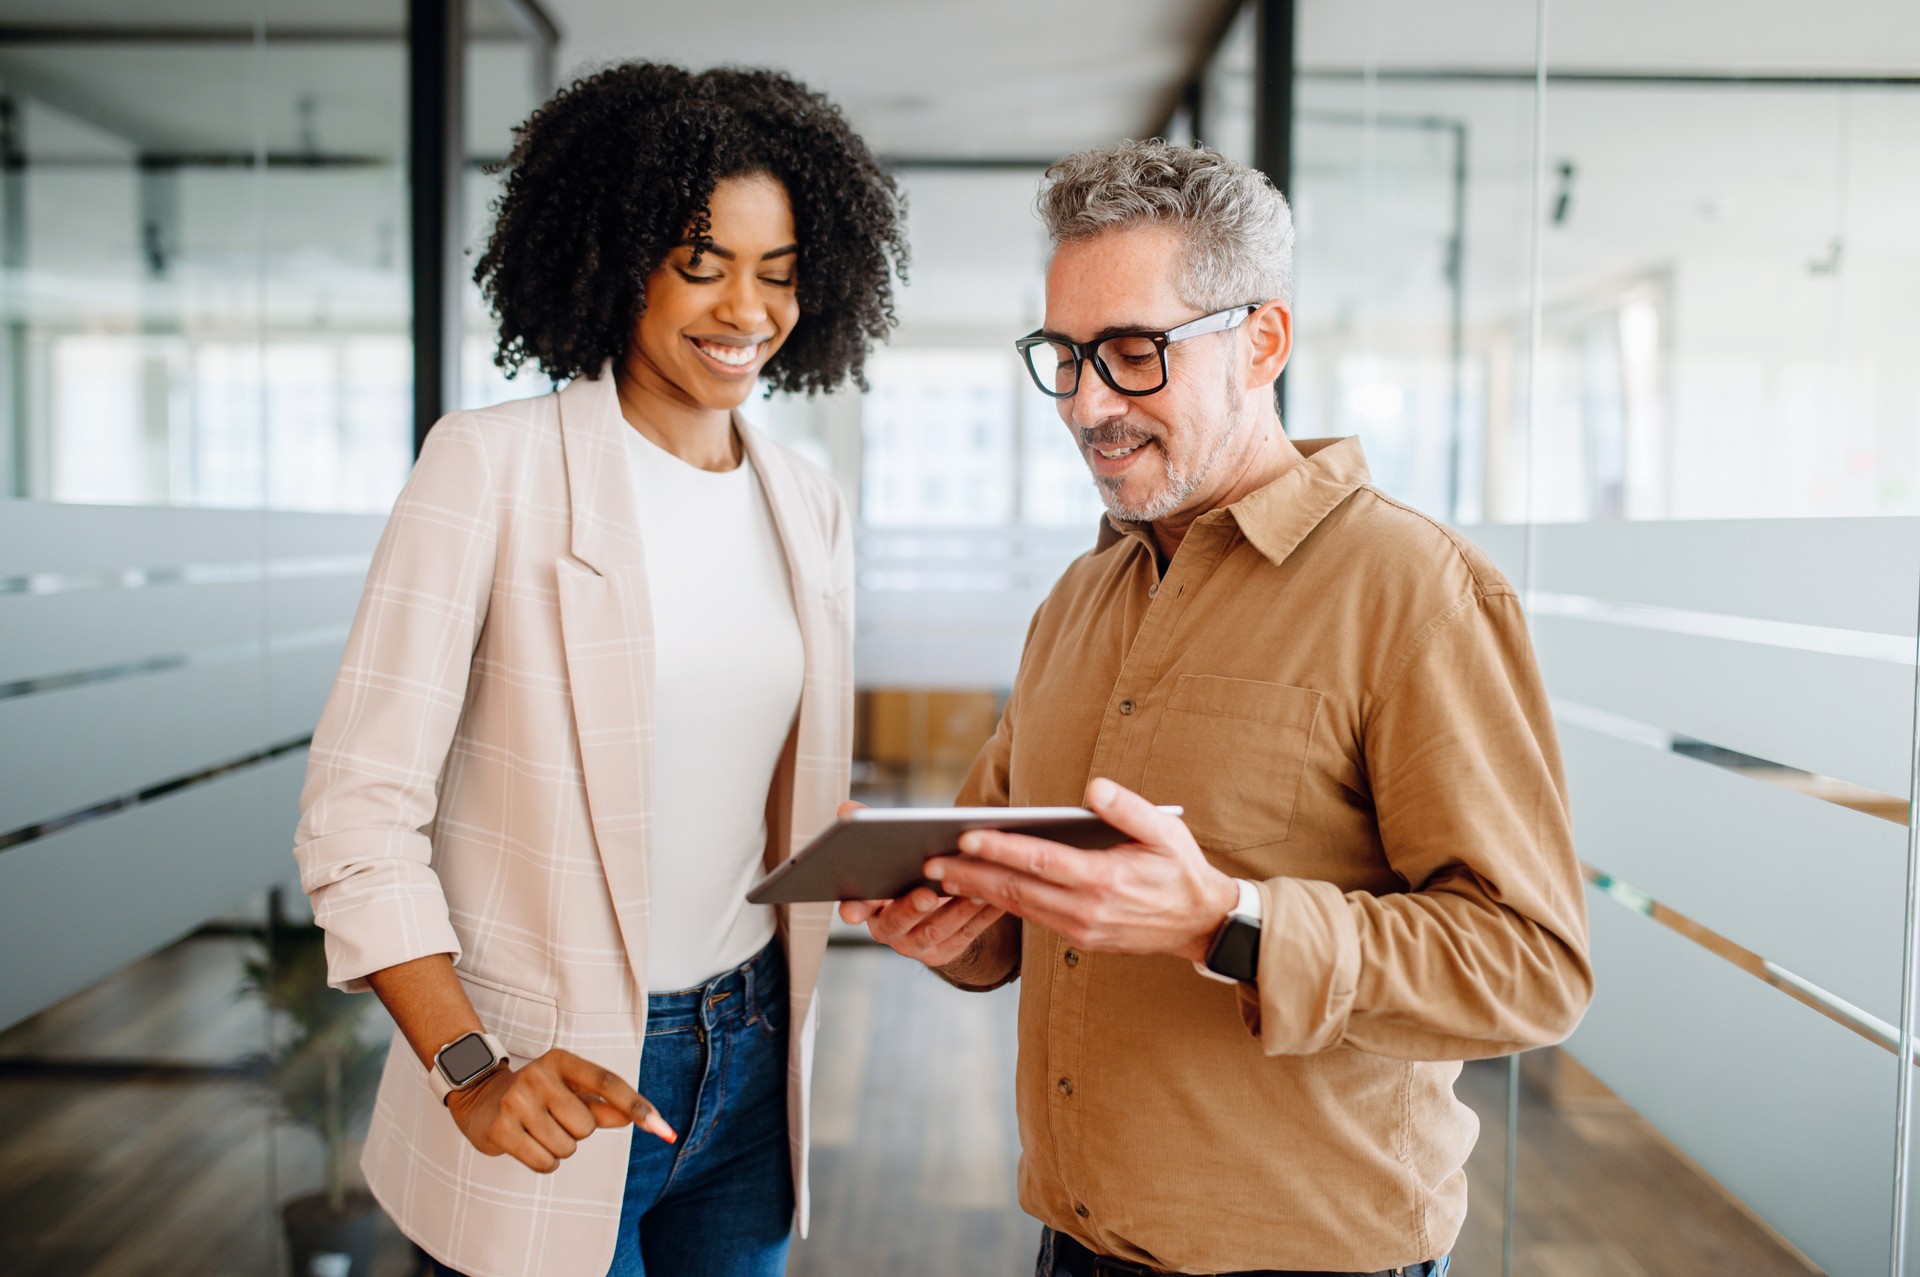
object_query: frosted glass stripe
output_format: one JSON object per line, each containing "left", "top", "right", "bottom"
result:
{"left": 265, "top": 572, "right": 370, "bottom": 640}
{"left": 1533, "top": 612, "right": 1916, "bottom": 798}
{"left": 0, "top": 501, "right": 383, "bottom": 576}
{"left": 268, "top": 640, "right": 349, "bottom": 740}
{"left": 1460, "top": 522, "right": 1530, "bottom": 585}
{"left": 0, "top": 580, "right": 265, "bottom": 686}
{"left": 2, "top": 574, "right": 361, "bottom": 696}
{"left": 1568, "top": 884, "right": 1898, "bottom": 1275}
{"left": 1532, "top": 591, "right": 1911, "bottom": 662}
{"left": 0, "top": 750, "right": 308, "bottom": 1032}
{"left": 1463, "top": 517, "right": 1920, "bottom": 637}
{"left": 264, "top": 510, "right": 386, "bottom": 560}
{"left": 0, "top": 501, "right": 262, "bottom": 576}
{"left": 0, "top": 658, "right": 269, "bottom": 834}
{"left": 1563, "top": 721, "right": 1908, "bottom": 1020}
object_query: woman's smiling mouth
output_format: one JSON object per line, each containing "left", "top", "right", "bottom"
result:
{"left": 689, "top": 336, "right": 768, "bottom": 372}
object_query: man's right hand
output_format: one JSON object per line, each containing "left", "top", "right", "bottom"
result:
{"left": 840, "top": 888, "right": 1006, "bottom": 969}
{"left": 445, "top": 1048, "right": 675, "bottom": 1174}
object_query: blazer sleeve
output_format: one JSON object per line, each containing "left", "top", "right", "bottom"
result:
{"left": 293, "top": 412, "right": 499, "bottom": 992}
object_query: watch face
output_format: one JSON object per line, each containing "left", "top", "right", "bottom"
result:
{"left": 1208, "top": 919, "right": 1261, "bottom": 983}
{"left": 439, "top": 1033, "right": 497, "bottom": 1086}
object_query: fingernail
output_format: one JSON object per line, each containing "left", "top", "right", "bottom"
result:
{"left": 916, "top": 892, "right": 936, "bottom": 912}
{"left": 925, "top": 859, "right": 946, "bottom": 879}
{"left": 1089, "top": 778, "right": 1116, "bottom": 806}
{"left": 969, "top": 898, "right": 986, "bottom": 906}
{"left": 959, "top": 833, "right": 981, "bottom": 853}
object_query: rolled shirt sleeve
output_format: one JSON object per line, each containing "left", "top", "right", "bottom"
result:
{"left": 1239, "top": 587, "right": 1594, "bottom": 1058}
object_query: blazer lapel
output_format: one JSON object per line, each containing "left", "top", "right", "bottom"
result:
{"left": 555, "top": 370, "right": 656, "bottom": 994}
{"left": 737, "top": 419, "right": 842, "bottom": 997}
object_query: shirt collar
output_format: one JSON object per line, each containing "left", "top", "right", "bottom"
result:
{"left": 1094, "top": 436, "right": 1373, "bottom": 568}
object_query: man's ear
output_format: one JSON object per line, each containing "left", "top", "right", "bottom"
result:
{"left": 1245, "top": 300, "right": 1292, "bottom": 389}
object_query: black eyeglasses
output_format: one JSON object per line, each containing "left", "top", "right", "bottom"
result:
{"left": 1015, "top": 303, "right": 1262, "bottom": 399}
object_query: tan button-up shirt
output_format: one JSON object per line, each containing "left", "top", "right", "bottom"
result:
{"left": 955, "top": 437, "right": 1592, "bottom": 1274}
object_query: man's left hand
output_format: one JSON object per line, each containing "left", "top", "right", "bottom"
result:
{"left": 927, "top": 777, "right": 1239, "bottom": 964}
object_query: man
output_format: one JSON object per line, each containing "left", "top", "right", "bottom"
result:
{"left": 843, "top": 140, "right": 1592, "bottom": 1276}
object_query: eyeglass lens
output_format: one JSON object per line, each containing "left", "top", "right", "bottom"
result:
{"left": 1024, "top": 336, "right": 1166, "bottom": 397}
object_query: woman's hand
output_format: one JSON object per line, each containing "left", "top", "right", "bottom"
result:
{"left": 445, "top": 1048, "right": 675, "bottom": 1174}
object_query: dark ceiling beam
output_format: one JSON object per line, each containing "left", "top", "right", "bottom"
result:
{"left": 1148, "top": 0, "right": 1247, "bottom": 139}
{"left": 491, "top": 0, "right": 560, "bottom": 52}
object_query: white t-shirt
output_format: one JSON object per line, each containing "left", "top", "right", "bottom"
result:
{"left": 624, "top": 426, "right": 804, "bottom": 991}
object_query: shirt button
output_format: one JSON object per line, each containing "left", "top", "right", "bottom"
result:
{"left": 1148, "top": 581, "right": 1159, "bottom": 597}
{"left": 1063, "top": 949, "right": 1080, "bottom": 968}
{"left": 1057, "top": 1076, "right": 1074, "bottom": 1096}
{"left": 1119, "top": 699, "right": 1136, "bottom": 715}
{"left": 1074, "top": 1203, "right": 1090, "bottom": 1219}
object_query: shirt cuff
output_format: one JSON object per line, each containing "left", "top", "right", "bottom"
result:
{"left": 1192, "top": 878, "right": 1264, "bottom": 984}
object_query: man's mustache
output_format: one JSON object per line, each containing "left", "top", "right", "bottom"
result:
{"left": 1078, "top": 422, "right": 1158, "bottom": 451}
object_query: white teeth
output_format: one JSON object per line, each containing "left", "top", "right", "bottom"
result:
{"left": 1099, "top": 443, "right": 1145, "bottom": 460}
{"left": 694, "top": 339, "right": 762, "bottom": 367}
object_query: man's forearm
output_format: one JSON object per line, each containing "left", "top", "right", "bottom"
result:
{"left": 935, "top": 914, "right": 1021, "bottom": 991}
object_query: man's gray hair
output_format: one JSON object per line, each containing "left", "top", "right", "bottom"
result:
{"left": 1036, "top": 138, "right": 1295, "bottom": 310}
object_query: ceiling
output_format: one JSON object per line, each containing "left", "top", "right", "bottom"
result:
{"left": 544, "top": 0, "right": 1234, "bottom": 160}
{"left": 1, "top": 0, "right": 1913, "bottom": 343}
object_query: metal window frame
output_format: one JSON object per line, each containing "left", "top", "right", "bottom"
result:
{"left": 409, "top": 0, "right": 560, "bottom": 455}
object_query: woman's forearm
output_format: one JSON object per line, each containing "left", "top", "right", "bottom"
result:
{"left": 366, "top": 953, "right": 487, "bottom": 1069}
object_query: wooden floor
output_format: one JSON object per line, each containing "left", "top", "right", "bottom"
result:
{"left": 0, "top": 935, "right": 1818, "bottom": 1276}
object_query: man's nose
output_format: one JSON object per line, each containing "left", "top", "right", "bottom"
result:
{"left": 1066, "top": 360, "right": 1128, "bottom": 429}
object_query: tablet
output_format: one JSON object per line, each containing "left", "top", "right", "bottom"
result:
{"left": 745, "top": 805, "right": 1183, "bottom": 905}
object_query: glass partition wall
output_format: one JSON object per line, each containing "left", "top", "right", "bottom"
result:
{"left": 1286, "top": 0, "right": 1920, "bottom": 1272}
{"left": 0, "top": 3, "right": 543, "bottom": 1273}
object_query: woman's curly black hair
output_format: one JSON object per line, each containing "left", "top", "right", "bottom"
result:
{"left": 475, "top": 62, "right": 908, "bottom": 394}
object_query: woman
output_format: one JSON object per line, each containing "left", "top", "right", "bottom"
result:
{"left": 294, "top": 63, "right": 905, "bottom": 1277}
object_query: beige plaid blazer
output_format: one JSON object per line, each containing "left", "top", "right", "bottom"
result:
{"left": 294, "top": 368, "right": 851, "bottom": 1277}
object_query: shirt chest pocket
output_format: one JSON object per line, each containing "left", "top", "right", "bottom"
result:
{"left": 1140, "top": 675, "right": 1323, "bottom": 853}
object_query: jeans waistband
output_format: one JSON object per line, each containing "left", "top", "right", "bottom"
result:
{"left": 645, "top": 940, "right": 786, "bottom": 1033}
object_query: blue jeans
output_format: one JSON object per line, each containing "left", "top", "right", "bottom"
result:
{"left": 433, "top": 941, "right": 793, "bottom": 1277}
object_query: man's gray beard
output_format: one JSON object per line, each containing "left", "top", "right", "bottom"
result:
{"left": 1097, "top": 462, "right": 1199, "bottom": 523}
{"left": 1093, "top": 373, "right": 1246, "bottom": 524}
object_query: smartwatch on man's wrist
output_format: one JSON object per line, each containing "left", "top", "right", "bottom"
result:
{"left": 429, "top": 1030, "right": 508, "bottom": 1103}
{"left": 1200, "top": 878, "right": 1264, "bottom": 984}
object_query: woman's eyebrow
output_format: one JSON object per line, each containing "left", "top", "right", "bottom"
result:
{"left": 674, "top": 242, "right": 800, "bottom": 262}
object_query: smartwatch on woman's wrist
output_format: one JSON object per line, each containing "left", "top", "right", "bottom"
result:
{"left": 429, "top": 1030, "right": 508, "bottom": 1103}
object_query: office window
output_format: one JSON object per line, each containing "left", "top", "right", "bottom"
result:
{"left": 861, "top": 349, "right": 1015, "bottom": 527}
{"left": 0, "top": 11, "right": 414, "bottom": 514}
